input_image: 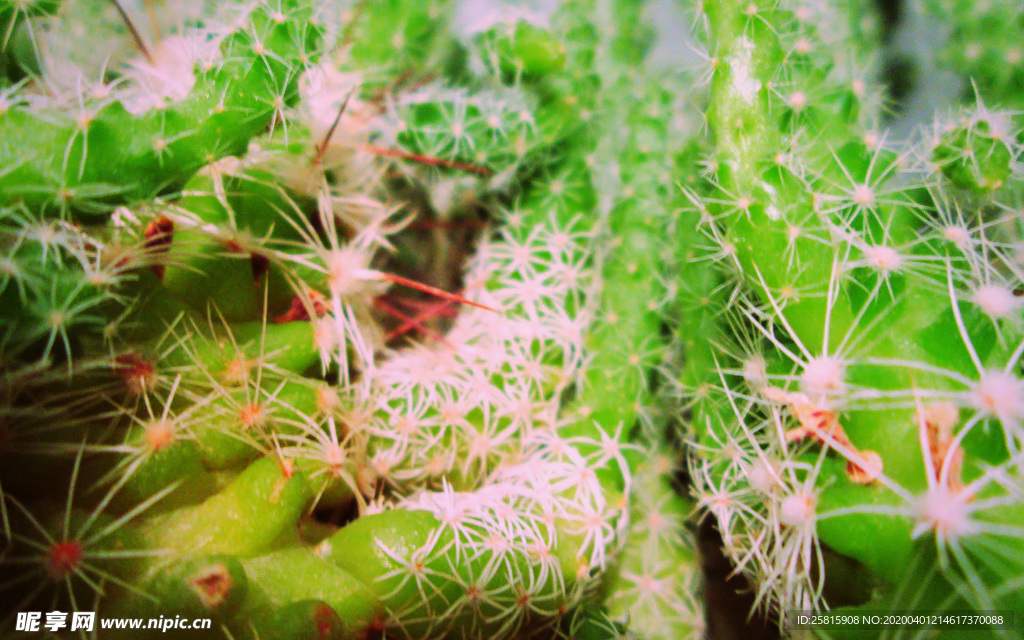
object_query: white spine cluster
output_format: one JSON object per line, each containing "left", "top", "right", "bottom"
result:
{"left": 390, "top": 430, "right": 629, "bottom": 638}
{"left": 357, "top": 209, "right": 595, "bottom": 492}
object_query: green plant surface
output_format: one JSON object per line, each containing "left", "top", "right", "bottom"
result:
{"left": 683, "top": 0, "right": 1024, "bottom": 637}
{"left": 2, "top": 0, "right": 1022, "bottom": 639}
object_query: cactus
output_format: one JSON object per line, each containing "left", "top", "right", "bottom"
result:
{"left": 1, "top": 1, "right": 702, "bottom": 639}
{"left": 3, "top": 0, "right": 1023, "bottom": 639}
{"left": 682, "top": 0, "right": 1024, "bottom": 637}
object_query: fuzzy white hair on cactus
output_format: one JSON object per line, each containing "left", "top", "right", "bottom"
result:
{"left": 730, "top": 37, "right": 762, "bottom": 104}
{"left": 851, "top": 183, "right": 875, "bottom": 207}
{"left": 299, "top": 64, "right": 371, "bottom": 147}
{"left": 800, "top": 356, "right": 846, "bottom": 398}
{"left": 325, "top": 246, "right": 381, "bottom": 299}
{"left": 943, "top": 224, "right": 973, "bottom": 249}
{"left": 912, "top": 485, "right": 978, "bottom": 542}
{"left": 742, "top": 354, "right": 769, "bottom": 390}
{"left": 121, "top": 34, "right": 222, "bottom": 114}
{"left": 778, "top": 488, "right": 817, "bottom": 529}
{"left": 970, "top": 370, "right": 1024, "bottom": 426}
{"left": 971, "top": 283, "right": 1020, "bottom": 319}
{"left": 862, "top": 244, "right": 903, "bottom": 274}
{"left": 787, "top": 91, "right": 809, "bottom": 112}
{"left": 289, "top": 63, "right": 381, "bottom": 192}
{"left": 746, "top": 457, "right": 781, "bottom": 495}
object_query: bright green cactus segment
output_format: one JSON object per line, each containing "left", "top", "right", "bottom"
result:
{"left": 0, "top": 0, "right": 322, "bottom": 217}
{"left": 587, "top": 24, "right": 705, "bottom": 639}
{"left": 389, "top": 85, "right": 549, "bottom": 177}
{"left": 236, "top": 547, "right": 378, "bottom": 638}
{"left": 931, "top": 109, "right": 1016, "bottom": 193}
{"left": 604, "top": 448, "right": 703, "bottom": 639}
{"left": 335, "top": 0, "right": 454, "bottom": 76}
{"left": 477, "top": 20, "right": 568, "bottom": 80}
{"left": 682, "top": 0, "right": 1024, "bottom": 636}
{"left": 0, "top": 206, "right": 116, "bottom": 362}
